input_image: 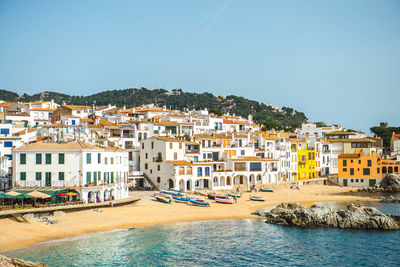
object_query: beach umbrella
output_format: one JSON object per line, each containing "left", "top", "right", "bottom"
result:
{"left": 6, "top": 191, "right": 20, "bottom": 196}
{"left": 0, "top": 193, "right": 12, "bottom": 198}
{"left": 12, "top": 193, "right": 33, "bottom": 206}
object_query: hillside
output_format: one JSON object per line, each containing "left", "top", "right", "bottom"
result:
{"left": 0, "top": 88, "right": 308, "bottom": 130}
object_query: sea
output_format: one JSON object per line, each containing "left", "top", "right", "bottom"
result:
{"left": 3, "top": 201, "right": 400, "bottom": 267}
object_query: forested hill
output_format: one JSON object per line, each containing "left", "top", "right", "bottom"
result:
{"left": 0, "top": 88, "right": 308, "bottom": 130}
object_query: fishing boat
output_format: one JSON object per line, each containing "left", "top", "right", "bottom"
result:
{"left": 215, "top": 198, "right": 235, "bottom": 204}
{"left": 260, "top": 187, "right": 274, "bottom": 192}
{"left": 227, "top": 192, "right": 241, "bottom": 198}
{"left": 173, "top": 196, "right": 190, "bottom": 203}
{"left": 187, "top": 195, "right": 206, "bottom": 202}
{"left": 189, "top": 199, "right": 210, "bottom": 207}
{"left": 155, "top": 195, "right": 172, "bottom": 204}
{"left": 250, "top": 196, "right": 265, "bottom": 202}
{"left": 160, "top": 189, "right": 181, "bottom": 196}
{"left": 207, "top": 193, "right": 228, "bottom": 200}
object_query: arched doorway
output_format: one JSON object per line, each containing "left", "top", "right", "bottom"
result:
{"left": 104, "top": 189, "right": 109, "bottom": 201}
{"left": 168, "top": 179, "right": 174, "bottom": 189}
{"left": 213, "top": 176, "right": 219, "bottom": 187}
{"left": 186, "top": 179, "right": 192, "bottom": 191}
{"left": 179, "top": 179, "right": 185, "bottom": 191}
{"left": 257, "top": 174, "right": 262, "bottom": 184}
{"left": 250, "top": 174, "right": 255, "bottom": 184}
{"left": 110, "top": 188, "right": 115, "bottom": 200}
{"left": 395, "top": 166, "right": 399, "bottom": 173}
{"left": 382, "top": 166, "right": 387, "bottom": 174}
{"left": 226, "top": 176, "right": 231, "bottom": 186}
{"left": 220, "top": 176, "right": 226, "bottom": 186}
{"left": 388, "top": 166, "right": 393, "bottom": 173}
{"left": 88, "top": 191, "right": 94, "bottom": 203}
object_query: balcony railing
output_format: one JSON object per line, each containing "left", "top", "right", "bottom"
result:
{"left": 153, "top": 157, "right": 162, "bottom": 162}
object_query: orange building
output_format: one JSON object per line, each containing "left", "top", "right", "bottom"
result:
{"left": 338, "top": 149, "right": 382, "bottom": 187}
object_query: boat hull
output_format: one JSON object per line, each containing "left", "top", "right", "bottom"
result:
{"left": 155, "top": 195, "right": 172, "bottom": 203}
{"left": 250, "top": 196, "right": 265, "bottom": 201}
{"left": 208, "top": 194, "right": 228, "bottom": 200}
{"left": 189, "top": 199, "right": 210, "bottom": 206}
{"left": 215, "top": 198, "right": 234, "bottom": 204}
{"left": 260, "top": 188, "right": 274, "bottom": 192}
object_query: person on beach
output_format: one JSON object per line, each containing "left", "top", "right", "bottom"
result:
{"left": 234, "top": 195, "right": 237, "bottom": 203}
{"left": 237, "top": 186, "right": 240, "bottom": 193}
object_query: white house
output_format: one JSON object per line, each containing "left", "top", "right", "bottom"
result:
{"left": 12, "top": 140, "right": 129, "bottom": 203}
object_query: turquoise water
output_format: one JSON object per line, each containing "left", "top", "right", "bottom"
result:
{"left": 4, "top": 203, "right": 400, "bottom": 267}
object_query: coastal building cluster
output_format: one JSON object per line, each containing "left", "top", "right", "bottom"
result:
{"left": 1, "top": 99, "right": 399, "bottom": 203}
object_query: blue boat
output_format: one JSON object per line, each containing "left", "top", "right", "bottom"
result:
{"left": 173, "top": 196, "right": 190, "bottom": 203}
{"left": 250, "top": 196, "right": 265, "bottom": 202}
{"left": 161, "top": 190, "right": 181, "bottom": 196}
{"left": 189, "top": 199, "right": 210, "bottom": 207}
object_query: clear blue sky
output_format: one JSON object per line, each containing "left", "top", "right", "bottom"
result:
{"left": 0, "top": 0, "right": 399, "bottom": 132}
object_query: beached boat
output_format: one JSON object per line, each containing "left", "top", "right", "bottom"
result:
{"left": 155, "top": 195, "right": 172, "bottom": 204}
{"left": 250, "top": 196, "right": 265, "bottom": 202}
{"left": 189, "top": 199, "right": 210, "bottom": 207}
{"left": 260, "top": 187, "right": 274, "bottom": 192}
{"left": 187, "top": 195, "right": 206, "bottom": 202}
{"left": 207, "top": 194, "right": 228, "bottom": 200}
{"left": 160, "top": 189, "right": 182, "bottom": 196}
{"left": 227, "top": 192, "right": 241, "bottom": 198}
{"left": 215, "top": 198, "right": 234, "bottom": 204}
{"left": 173, "top": 196, "right": 190, "bottom": 203}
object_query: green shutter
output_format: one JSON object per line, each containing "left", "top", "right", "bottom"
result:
{"left": 45, "top": 153, "right": 51, "bottom": 164}
{"left": 20, "top": 172, "right": 26, "bottom": 180}
{"left": 36, "top": 172, "right": 42, "bottom": 180}
{"left": 98, "top": 153, "right": 101, "bottom": 163}
{"left": 86, "top": 153, "right": 91, "bottom": 164}
{"left": 86, "top": 172, "right": 91, "bottom": 183}
{"left": 58, "top": 172, "right": 65, "bottom": 180}
{"left": 111, "top": 172, "right": 114, "bottom": 183}
{"left": 36, "top": 154, "right": 42, "bottom": 164}
{"left": 59, "top": 153, "right": 65, "bottom": 164}
{"left": 20, "top": 154, "right": 26, "bottom": 165}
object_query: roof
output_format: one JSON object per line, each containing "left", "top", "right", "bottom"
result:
{"left": 223, "top": 119, "right": 251, "bottom": 125}
{"left": 62, "top": 105, "right": 91, "bottom": 110}
{"left": 30, "top": 108, "right": 56, "bottom": 112}
{"left": 0, "top": 102, "right": 16, "bottom": 108}
{"left": 229, "top": 157, "right": 278, "bottom": 162}
{"left": 14, "top": 140, "right": 103, "bottom": 151}
{"left": 167, "top": 160, "right": 212, "bottom": 166}
{"left": 325, "top": 131, "right": 356, "bottom": 135}
{"left": 327, "top": 138, "right": 377, "bottom": 143}
{"left": 153, "top": 136, "right": 185, "bottom": 142}
{"left": 12, "top": 128, "right": 37, "bottom": 136}
{"left": 392, "top": 133, "right": 400, "bottom": 141}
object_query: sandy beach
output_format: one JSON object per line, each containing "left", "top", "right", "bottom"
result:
{"left": 0, "top": 184, "right": 377, "bottom": 252}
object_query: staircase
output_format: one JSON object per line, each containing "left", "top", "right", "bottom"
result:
{"left": 143, "top": 172, "right": 158, "bottom": 190}
{"left": 128, "top": 171, "right": 158, "bottom": 190}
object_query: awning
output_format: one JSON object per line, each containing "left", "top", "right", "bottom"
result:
{"left": 58, "top": 194, "right": 68, "bottom": 197}
{"left": 28, "top": 191, "right": 51, "bottom": 199}
{"left": 12, "top": 193, "right": 33, "bottom": 199}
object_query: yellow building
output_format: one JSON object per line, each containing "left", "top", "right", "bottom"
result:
{"left": 297, "top": 149, "right": 316, "bottom": 180}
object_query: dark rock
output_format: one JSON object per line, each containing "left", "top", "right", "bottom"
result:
{"left": 380, "top": 195, "right": 400, "bottom": 203}
{"left": 256, "top": 202, "right": 400, "bottom": 230}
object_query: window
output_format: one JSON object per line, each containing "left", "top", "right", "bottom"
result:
{"left": 20, "top": 154, "right": 26, "bottom": 165}
{"left": 205, "top": 167, "right": 210, "bottom": 176}
{"left": 111, "top": 157, "right": 114, "bottom": 164}
{"left": 36, "top": 154, "right": 42, "bottom": 164}
{"left": 98, "top": 153, "right": 101, "bottom": 163}
{"left": 0, "top": 129, "right": 10, "bottom": 135}
{"left": 145, "top": 163, "right": 148, "bottom": 169}
{"left": 20, "top": 172, "right": 26, "bottom": 181}
{"left": 111, "top": 172, "right": 114, "bottom": 183}
{"left": 157, "top": 165, "right": 160, "bottom": 171}
{"left": 86, "top": 153, "right": 91, "bottom": 164}
{"left": 151, "top": 142, "right": 154, "bottom": 149}
{"left": 197, "top": 167, "right": 203, "bottom": 177}
{"left": 351, "top": 179, "right": 354, "bottom": 183}
{"left": 377, "top": 168, "right": 380, "bottom": 174}
{"left": 194, "top": 156, "right": 198, "bottom": 163}
{"left": 45, "top": 153, "right": 51, "bottom": 164}
{"left": 241, "top": 150, "right": 245, "bottom": 156}
{"left": 234, "top": 162, "right": 246, "bottom": 171}
{"left": 179, "top": 143, "right": 182, "bottom": 149}
{"left": 157, "top": 177, "right": 161, "bottom": 183}
{"left": 367, "top": 160, "right": 371, "bottom": 167}
{"left": 4, "top": 141, "right": 12, "bottom": 147}
{"left": 343, "top": 160, "right": 347, "bottom": 167}
{"left": 250, "top": 162, "right": 262, "bottom": 171}
{"left": 350, "top": 168, "right": 354, "bottom": 175}
{"left": 203, "top": 153, "right": 207, "bottom": 159}
{"left": 356, "top": 179, "right": 359, "bottom": 183}
{"left": 142, "top": 143, "right": 144, "bottom": 149}
{"left": 86, "top": 172, "right": 91, "bottom": 183}
{"left": 105, "top": 158, "right": 108, "bottom": 164}
{"left": 174, "top": 152, "right": 177, "bottom": 160}
{"left": 363, "top": 168, "right": 370, "bottom": 175}
{"left": 58, "top": 172, "right": 65, "bottom": 180}
{"left": 145, "top": 153, "right": 148, "bottom": 159}
{"left": 59, "top": 153, "right": 65, "bottom": 164}
{"left": 358, "top": 160, "right": 361, "bottom": 164}
{"left": 36, "top": 172, "right": 42, "bottom": 181}
{"left": 150, "top": 169, "right": 153, "bottom": 174}
{"left": 169, "top": 143, "right": 173, "bottom": 149}
{"left": 343, "top": 168, "right": 347, "bottom": 172}
{"left": 361, "top": 179, "right": 364, "bottom": 183}
{"left": 351, "top": 160, "right": 353, "bottom": 163}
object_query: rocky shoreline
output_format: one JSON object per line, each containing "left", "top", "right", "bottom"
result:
{"left": 255, "top": 203, "right": 400, "bottom": 230}
{"left": 358, "top": 174, "right": 400, "bottom": 193}
{"left": 0, "top": 255, "right": 46, "bottom": 267}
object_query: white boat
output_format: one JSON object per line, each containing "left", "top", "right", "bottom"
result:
{"left": 250, "top": 196, "right": 265, "bottom": 202}
{"left": 215, "top": 198, "right": 235, "bottom": 204}
{"left": 227, "top": 192, "right": 241, "bottom": 198}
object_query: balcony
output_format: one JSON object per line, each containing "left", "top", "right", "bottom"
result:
{"left": 153, "top": 156, "right": 163, "bottom": 162}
